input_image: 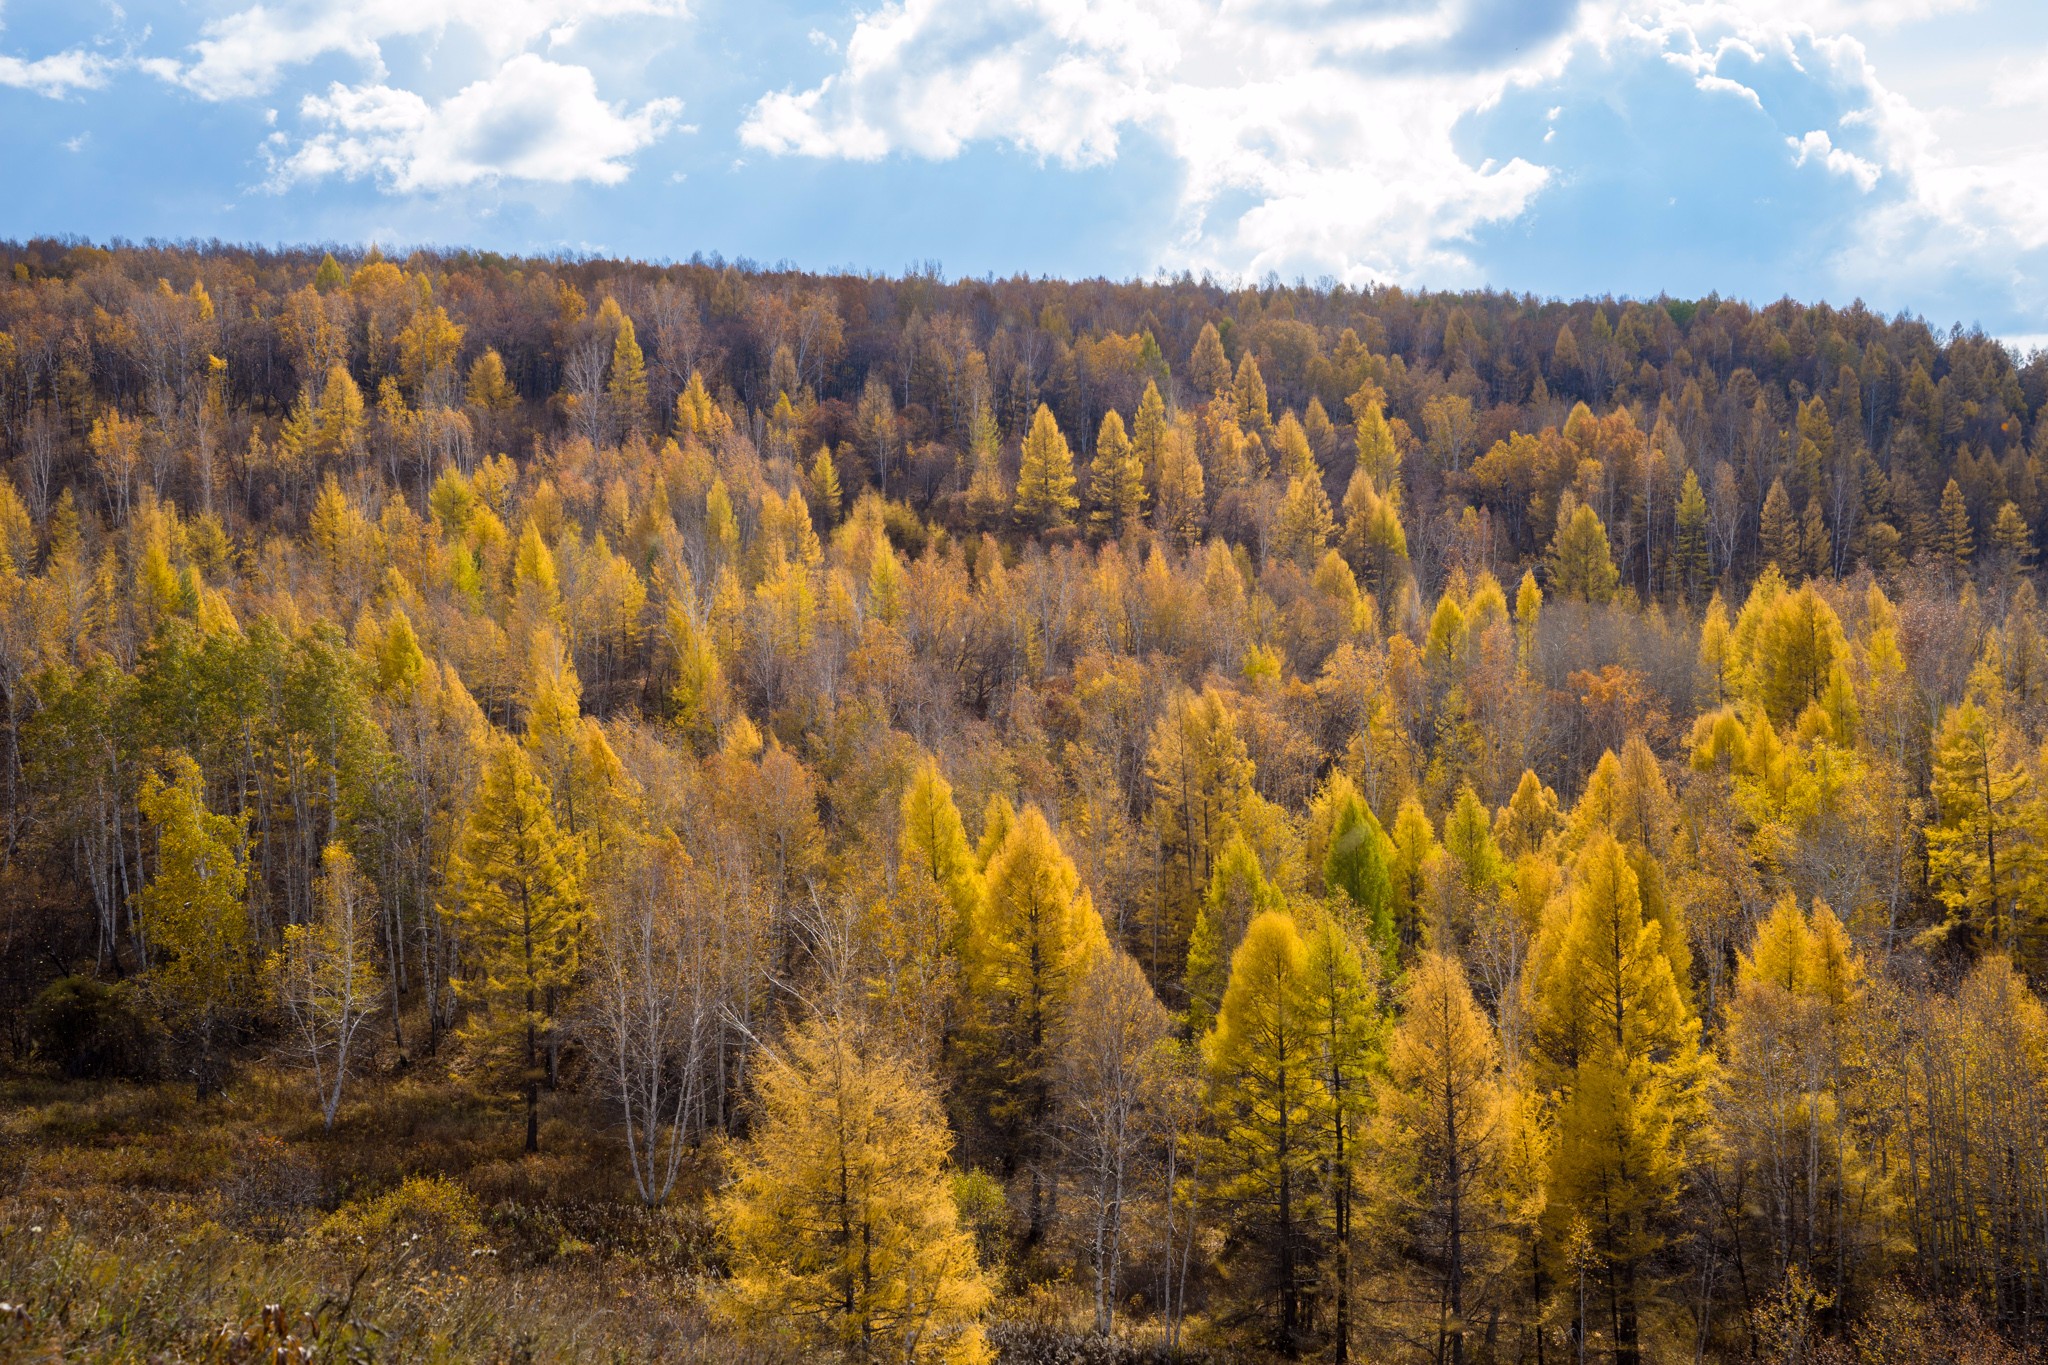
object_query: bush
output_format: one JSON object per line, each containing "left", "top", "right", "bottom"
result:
{"left": 28, "top": 976, "right": 157, "bottom": 1080}
{"left": 951, "top": 1167, "right": 1010, "bottom": 1271}
{"left": 987, "top": 1319, "right": 1218, "bottom": 1365}
{"left": 315, "top": 1174, "right": 487, "bottom": 1270}
{"left": 1804, "top": 1281, "right": 2035, "bottom": 1364}
{"left": 225, "top": 1134, "right": 324, "bottom": 1242}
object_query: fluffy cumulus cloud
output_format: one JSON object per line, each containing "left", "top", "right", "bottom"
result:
{"left": 1613, "top": 0, "right": 2048, "bottom": 321}
{"left": 4, "top": 0, "right": 2048, "bottom": 330}
{"left": 129, "top": 0, "right": 693, "bottom": 191}
{"left": 270, "top": 54, "right": 684, "bottom": 190}
{"left": 744, "top": 0, "right": 1177, "bottom": 164}
{"left": 0, "top": 13, "right": 115, "bottom": 98}
{"left": 742, "top": 0, "right": 1576, "bottom": 285}
{"left": 150, "top": 0, "right": 690, "bottom": 101}
{"left": 0, "top": 48, "right": 111, "bottom": 96}
{"left": 1785, "top": 130, "right": 1882, "bottom": 192}
{"left": 737, "top": 0, "right": 2048, "bottom": 319}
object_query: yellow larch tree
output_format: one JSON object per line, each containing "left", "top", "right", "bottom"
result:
{"left": 1523, "top": 831, "right": 1706, "bottom": 1365}
{"left": 957, "top": 804, "right": 1105, "bottom": 1244}
{"left": 449, "top": 739, "right": 589, "bottom": 1154}
{"left": 1372, "top": 950, "right": 1525, "bottom": 1365}
{"left": 136, "top": 751, "right": 252, "bottom": 1098}
{"left": 1201, "top": 910, "right": 1326, "bottom": 1357}
{"left": 1298, "top": 910, "right": 1384, "bottom": 1362}
{"left": 716, "top": 1016, "right": 994, "bottom": 1365}
{"left": 1014, "top": 403, "right": 1079, "bottom": 531}
{"left": 1087, "top": 408, "right": 1145, "bottom": 539}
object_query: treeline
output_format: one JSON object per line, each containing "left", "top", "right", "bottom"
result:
{"left": 3, "top": 240, "right": 2048, "bottom": 1362}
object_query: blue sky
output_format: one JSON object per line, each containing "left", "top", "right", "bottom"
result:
{"left": 3, "top": 0, "right": 2047, "bottom": 342}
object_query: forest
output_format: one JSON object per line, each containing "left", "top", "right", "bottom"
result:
{"left": 2, "top": 237, "right": 2048, "bottom": 1362}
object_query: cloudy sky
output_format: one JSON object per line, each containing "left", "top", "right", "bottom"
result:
{"left": 4, "top": 0, "right": 2046, "bottom": 340}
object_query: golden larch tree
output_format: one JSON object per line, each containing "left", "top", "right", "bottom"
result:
{"left": 1014, "top": 403, "right": 1079, "bottom": 531}
{"left": 717, "top": 1016, "right": 994, "bottom": 1364}
{"left": 449, "top": 739, "right": 589, "bottom": 1154}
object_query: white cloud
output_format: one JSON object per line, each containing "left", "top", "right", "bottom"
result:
{"left": 1615, "top": 1, "right": 2048, "bottom": 317}
{"left": 0, "top": 47, "right": 116, "bottom": 97}
{"left": 144, "top": 0, "right": 696, "bottom": 195}
{"left": 731, "top": 0, "right": 2048, "bottom": 309}
{"left": 742, "top": 0, "right": 1570, "bottom": 285}
{"left": 160, "top": 0, "right": 689, "bottom": 101}
{"left": 748, "top": 0, "right": 1178, "bottom": 167}
{"left": 1787, "top": 128, "right": 1882, "bottom": 189}
{"left": 271, "top": 53, "right": 684, "bottom": 191}
{"left": 1993, "top": 52, "right": 2048, "bottom": 107}
{"left": 1793, "top": 24, "right": 2048, "bottom": 258}
{"left": 1767, "top": 0, "right": 1979, "bottom": 22}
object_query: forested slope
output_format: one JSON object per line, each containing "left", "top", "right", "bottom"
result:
{"left": 3, "top": 237, "right": 2048, "bottom": 1362}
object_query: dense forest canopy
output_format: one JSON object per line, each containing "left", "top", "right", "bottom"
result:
{"left": 4, "top": 237, "right": 2048, "bottom": 1363}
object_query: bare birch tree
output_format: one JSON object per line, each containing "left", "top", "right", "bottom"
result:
{"left": 274, "top": 842, "right": 383, "bottom": 1129}
{"left": 584, "top": 829, "right": 718, "bottom": 1206}
{"left": 1054, "top": 945, "right": 1174, "bottom": 1336}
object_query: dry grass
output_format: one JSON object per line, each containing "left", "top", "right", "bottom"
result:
{"left": 0, "top": 1065, "right": 766, "bottom": 1363}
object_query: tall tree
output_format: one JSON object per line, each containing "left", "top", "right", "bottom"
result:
{"left": 1187, "top": 834, "right": 1285, "bottom": 1033}
{"left": 900, "top": 756, "right": 983, "bottom": 924}
{"left": 1323, "top": 781, "right": 1396, "bottom": 961}
{"left": 858, "top": 370, "right": 900, "bottom": 494}
{"left": 273, "top": 842, "right": 383, "bottom": 1128}
{"left": 1015, "top": 403, "right": 1079, "bottom": 531}
{"left": 584, "top": 829, "right": 715, "bottom": 1206}
{"left": 136, "top": 751, "right": 252, "bottom": 1099}
{"left": 1990, "top": 500, "right": 2036, "bottom": 577}
{"left": 1938, "top": 477, "right": 1976, "bottom": 572}
{"left": 1189, "top": 322, "right": 1231, "bottom": 397}
{"left": 1148, "top": 687, "right": 1255, "bottom": 981}
{"left": 960, "top": 805, "right": 1105, "bottom": 1243}
{"left": 1203, "top": 910, "right": 1325, "bottom": 1356}
{"left": 1275, "top": 474, "right": 1337, "bottom": 567}
{"left": 716, "top": 1016, "right": 994, "bottom": 1364}
{"left": 1154, "top": 418, "right": 1208, "bottom": 550}
{"left": 964, "top": 401, "right": 1009, "bottom": 529}
{"left": 1925, "top": 690, "right": 2034, "bottom": 953}
{"left": 448, "top": 740, "right": 589, "bottom": 1154}
{"left": 1126, "top": 378, "right": 1165, "bottom": 474}
{"left": 1087, "top": 409, "right": 1146, "bottom": 538}
{"left": 1715, "top": 896, "right": 1876, "bottom": 1311}
{"left": 1054, "top": 946, "right": 1174, "bottom": 1336}
{"left": 1524, "top": 832, "right": 1705, "bottom": 1365}
{"left": 607, "top": 311, "right": 649, "bottom": 436}
{"left": 1350, "top": 389, "right": 1401, "bottom": 492}
{"left": 1545, "top": 496, "right": 1620, "bottom": 603}
{"left": 1235, "top": 352, "right": 1273, "bottom": 442}
{"left": 1760, "top": 477, "right": 1801, "bottom": 579}
{"left": 1373, "top": 951, "right": 1518, "bottom": 1365}
{"left": 1298, "top": 911, "right": 1384, "bottom": 1362}
{"left": 1673, "top": 467, "right": 1711, "bottom": 599}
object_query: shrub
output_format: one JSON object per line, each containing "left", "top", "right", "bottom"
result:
{"left": 951, "top": 1167, "right": 1010, "bottom": 1271}
{"left": 225, "top": 1134, "right": 324, "bottom": 1242}
{"left": 28, "top": 976, "right": 157, "bottom": 1080}
{"left": 315, "top": 1174, "right": 487, "bottom": 1269}
{"left": 987, "top": 1318, "right": 1218, "bottom": 1365}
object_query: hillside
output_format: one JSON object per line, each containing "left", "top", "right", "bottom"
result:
{"left": 2, "top": 239, "right": 2047, "bottom": 1362}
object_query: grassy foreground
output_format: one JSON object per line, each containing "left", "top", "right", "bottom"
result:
{"left": 0, "top": 1063, "right": 779, "bottom": 1363}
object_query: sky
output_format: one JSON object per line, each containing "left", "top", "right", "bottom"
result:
{"left": 3, "top": 0, "right": 2047, "bottom": 343}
